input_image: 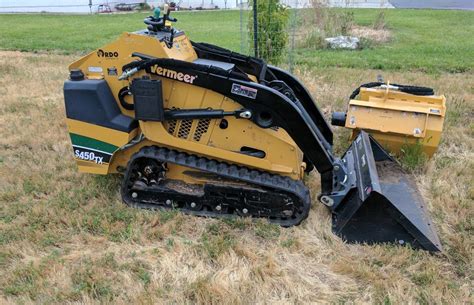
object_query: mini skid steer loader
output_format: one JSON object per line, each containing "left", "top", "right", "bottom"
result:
{"left": 63, "top": 9, "right": 442, "bottom": 251}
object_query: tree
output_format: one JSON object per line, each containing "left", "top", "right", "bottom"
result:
{"left": 248, "top": 0, "right": 289, "bottom": 65}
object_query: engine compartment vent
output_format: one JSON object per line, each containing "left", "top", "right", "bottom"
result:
{"left": 177, "top": 119, "right": 193, "bottom": 139}
{"left": 167, "top": 120, "right": 177, "bottom": 134}
{"left": 165, "top": 119, "right": 211, "bottom": 142}
{"left": 194, "top": 119, "right": 211, "bottom": 141}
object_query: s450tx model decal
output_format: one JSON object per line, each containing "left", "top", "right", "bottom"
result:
{"left": 73, "top": 147, "right": 111, "bottom": 164}
{"left": 69, "top": 133, "right": 118, "bottom": 164}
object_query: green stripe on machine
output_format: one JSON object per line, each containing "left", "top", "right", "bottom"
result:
{"left": 70, "top": 133, "right": 119, "bottom": 154}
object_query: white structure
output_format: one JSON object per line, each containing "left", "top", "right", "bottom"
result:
{"left": 280, "top": 0, "right": 393, "bottom": 8}
{"left": 326, "top": 0, "right": 393, "bottom": 8}
{"left": 0, "top": 0, "right": 157, "bottom": 13}
{"left": 0, "top": 0, "right": 393, "bottom": 13}
{"left": 179, "top": 0, "right": 393, "bottom": 9}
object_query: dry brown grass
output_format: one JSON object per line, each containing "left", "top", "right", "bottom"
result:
{"left": 0, "top": 51, "right": 472, "bottom": 304}
{"left": 349, "top": 26, "right": 391, "bottom": 44}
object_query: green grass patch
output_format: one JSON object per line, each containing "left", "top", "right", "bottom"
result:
{"left": 280, "top": 237, "right": 297, "bottom": 248}
{"left": 0, "top": 9, "right": 472, "bottom": 72}
{"left": 120, "top": 259, "right": 152, "bottom": 286}
{"left": 3, "top": 262, "right": 41, "bottom": 298}
{"left": 197, "top": 222, "right": 236, "bottom": 260}
{"left": 399, "top": 141, "right": 428, "bottom": 172}
{"left": 71, "top": 258, "right": 116, "bottom": 301}
{"left": 254, "top": 221, "right": 280, "bottom": 239}
{"left": 0, "top": 11, "right": 244, "bottom": 54}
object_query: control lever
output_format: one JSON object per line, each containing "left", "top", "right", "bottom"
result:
{"left": 161, "top": 4, "right": 178, "bottom": 26}
{"left": 164, "top": 29, "right": 175, "bottom": 49}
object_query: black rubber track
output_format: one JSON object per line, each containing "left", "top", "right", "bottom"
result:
{"left": 121, "top": 146, "right": 311, "bottom": 226}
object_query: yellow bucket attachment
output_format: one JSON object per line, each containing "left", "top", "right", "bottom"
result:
{"left": 343, "top": 87, "right": 446, "bottom": 158}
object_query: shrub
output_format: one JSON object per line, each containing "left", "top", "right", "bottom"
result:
{"left": 298, "top": 1, "right": 355, "bottom": 49}
{"left": 309, "top": 0, "right": 354, "bottom": 36}
{"left": 298, "top": 29, "right": 327, "bottom": 49}
{"left": 248, "top": 0, "right": 290, "bottom": 64}
{"left": 373, "top": 10, "right": 387, "bottom": 30}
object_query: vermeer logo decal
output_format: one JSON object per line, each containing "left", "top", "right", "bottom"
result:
{"left": 149, "top": 65, "right": 197, "bottom": 84}
{"left": 231, "top": 83, "right": 258, "bottom": 99}
{"left": 97, "top": 49, "right": 119, "bottom": 58}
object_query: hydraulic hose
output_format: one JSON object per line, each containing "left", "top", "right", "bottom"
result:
{"left": 118, "top": 87, "right": 134, "bottom": 110}
{"left": 349, "top": 82, "right": 434, "bottom": 100}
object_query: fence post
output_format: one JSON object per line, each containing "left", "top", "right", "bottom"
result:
{"left": 289, "top": 0, "right": 298, "bottom": 73}
{"left": 240, "top": 0, "right": 244, "bottom": 53}
{"left": 253, "top": 0, "right": 258, "bottom": 57}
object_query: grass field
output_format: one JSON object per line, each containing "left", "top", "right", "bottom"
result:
{"left": 296, "top": 9, "right": 474, "bottom": 72}
{"left": 0, "top": 9, "right": 473, "bottom": 72}
{"left": 0, "top": 8, "right": 473, "bottom": 305}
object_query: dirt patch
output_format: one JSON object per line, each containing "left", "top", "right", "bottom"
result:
{"left": 376, "top": 160, "right": 407, "bottom": 184}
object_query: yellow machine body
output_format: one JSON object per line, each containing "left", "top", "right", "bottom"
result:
{"left": 66, "top": 31, "right": 304, "bottom": 181}
{"left": 63, "top": 11, "right": 444, "bottom": 249}
{"left": 344, "top": 87, "right": 446, "bottom": 157}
